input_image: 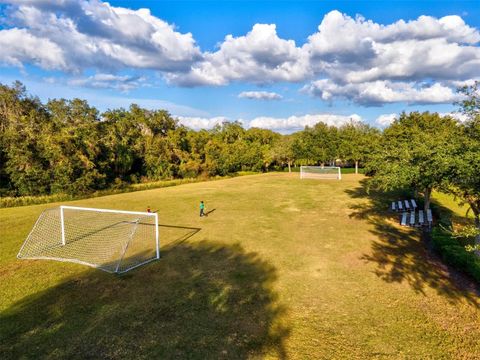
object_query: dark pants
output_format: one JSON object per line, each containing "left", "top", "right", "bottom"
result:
{"left": 200, "top": 209, "right": 205, "bottom": 217}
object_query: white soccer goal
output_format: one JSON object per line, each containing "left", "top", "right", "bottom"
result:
{"left": 18, "top": 206, "right": 159, "bottom": 274}
{"left": 300, "top": 166, "right": 341, "bottom": 180}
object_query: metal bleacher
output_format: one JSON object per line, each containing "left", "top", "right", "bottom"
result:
{"left": 393, "top": 198, "right": 432, "bottom": 228}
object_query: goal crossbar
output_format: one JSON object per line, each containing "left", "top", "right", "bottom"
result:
{"left": 60, "top": 205, "right": 157, "bottom": 216}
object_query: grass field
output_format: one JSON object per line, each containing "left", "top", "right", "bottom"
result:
{"left": 1, "top": 173, "right": 479, "bottom": 359}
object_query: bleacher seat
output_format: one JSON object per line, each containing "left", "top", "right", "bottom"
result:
{"left": 418, "top": 210, "right": 424, "bottom": 226}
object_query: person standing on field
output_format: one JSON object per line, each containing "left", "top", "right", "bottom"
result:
{"left": 200, "top": 201, "right": 207, "bottom": 217}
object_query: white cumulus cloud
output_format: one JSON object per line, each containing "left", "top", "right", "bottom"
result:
{"left": 68, "top": 73, "right": 147, "bottom": 91}
{"left": 305, "top": 11, "right": 480, "bottom": 82}
{"left": 1, "top": 3, "right": 479, "bottom": 106}
{"left": 1, "top": 0, "right": 201, "bottom": 72}
{"left": 175, "top": 113, "right": 362, "bottom": 132}
{"left": 375, "top": 113, "right": 398, "bottom": 127}
{"left": 302, "top": 11, "right": 480, "bottom": 105}
{"left": 439, "top": 112, "right": 469, "bottom": 122}
{"left": 176, "top": 116, "right": 230, "bottom": 130}
{"left": 165, "top": 23, "right": 309, "bottom": 86}
{"left": 249, "top": 113, "right": 362, "bottom": 132}
{"left": 238, "top": 91, "right": 282, "bottom": 100}
{"left": 0, "top": 28, "right": 67, "bottom": 69}
{"left": 304, "top": 80, "right": 459, "bottom": 106}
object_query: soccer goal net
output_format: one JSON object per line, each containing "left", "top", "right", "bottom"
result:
{"left": 18, "top": 206, "right": 159, "bottom": 274}
{"left": 300, "top": 166, "right": 341, "bottom": 180}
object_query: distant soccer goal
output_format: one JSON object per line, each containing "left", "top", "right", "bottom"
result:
{"left": 300, "top": 166, "right": 341, "bottom": 180}
{"left": 18, "top": 206, "right": 159, "bottom": 274}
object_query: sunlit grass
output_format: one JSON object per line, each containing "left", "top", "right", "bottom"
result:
{"left": 1, "top": 173, "right": 479, "bottom": 359}
{"left": 432, "top": 190, "right": 475, "bottom": 222}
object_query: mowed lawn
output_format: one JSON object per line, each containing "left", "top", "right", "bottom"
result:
{"left": 1, "top": 173, "right": 479, "bottom": 359}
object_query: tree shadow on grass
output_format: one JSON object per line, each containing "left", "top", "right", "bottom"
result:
{"left": 345, "top": 179, "right": 479, "bottom": 306}
{"left": 1, "top": 240, "right": 290, "bottom": 359}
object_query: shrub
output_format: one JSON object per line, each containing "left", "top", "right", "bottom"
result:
{"left": 431, "top": 227, "right": 480, "bottom": 283}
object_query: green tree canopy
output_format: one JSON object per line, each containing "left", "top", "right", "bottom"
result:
{"left": 339, "top": 120, "right": 380, "bottom": 174}
{"left": 367, "top": 112, "right": 463, "bottom": 212}
{"left": 451, "top": 82, "right": 480, "bottom": 249}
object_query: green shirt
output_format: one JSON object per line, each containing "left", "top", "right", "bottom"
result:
{"left": 200, "top": 203, "right": 205, "bottom": 209}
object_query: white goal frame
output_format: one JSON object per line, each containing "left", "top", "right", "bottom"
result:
{"left": 18, "top": 205, "right": 160, "bottom": 274}
{"left": 300, "top": 166, "right": 341, "bottom": 180}
{"left": 59, "top": 206, "right": 159, "bottom": 257}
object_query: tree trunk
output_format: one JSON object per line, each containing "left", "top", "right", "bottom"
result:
{"left": 467, "top": 200, "right": 480, "bottom": 256}
{"left": 287, "top": 161, "right": 291, "bottom": 173}
{"left": 475, "top": 216, "right": 480, "bottom": 257}
{"left": 355, "top": 160, "right": 358, "bottom": 174}
{"left": 424, "top": 187, "right": 432, "bottom": 214}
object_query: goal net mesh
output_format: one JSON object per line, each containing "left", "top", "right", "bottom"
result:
{"left": 18, "top": 207, "right": 158, "bottom": 273}
{"left": 300, "top": 166, "right": 341, "bottom": 180}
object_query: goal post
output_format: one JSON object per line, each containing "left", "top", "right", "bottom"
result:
{"left": 300, "top": 166, "right": 341, "bottom": 180}
{"left": 18, "top": 205, "right": 160, "bottom": 273}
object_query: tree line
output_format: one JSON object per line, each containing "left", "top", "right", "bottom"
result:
{"left": 0, "top": 81, "right": 478, "bottom": 240}
{"left": 0, "top": 81, "right": 380, "bottom": 197}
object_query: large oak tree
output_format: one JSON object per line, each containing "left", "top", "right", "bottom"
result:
{"left": 451, "top": 82, "right": 480, "bottom": 248}
{"left": 368, "top": 111, "right": 462, "bottom": 213}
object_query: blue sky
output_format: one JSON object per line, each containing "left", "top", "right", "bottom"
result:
{"left": 0, "top": 0, "right": 479, "bottom": 132}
